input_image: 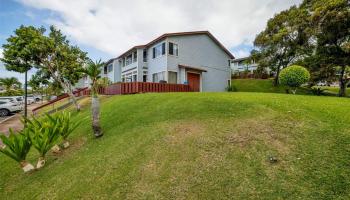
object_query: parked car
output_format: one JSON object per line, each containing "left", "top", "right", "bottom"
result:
{"left": 28, "top": 95, "right": 43, "bottom": 102}
{"left": 0, "top": 96, "right": 23, "bottom": 105}
{"left": 0, "top": 99, "right": 22, "bottom": 117}
{"left": 26, "top": 96, "right": 35, "bottom": 104}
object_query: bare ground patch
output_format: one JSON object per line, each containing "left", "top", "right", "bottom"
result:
{"left": 128, "top": 114, "right": 306, "bottom": 198}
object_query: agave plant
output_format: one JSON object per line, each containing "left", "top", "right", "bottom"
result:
{"left": 0, "top": 129, "right": 34, "bottom": 172}
{"left": 26, "top": 115, "right": 61, "bottom": 169}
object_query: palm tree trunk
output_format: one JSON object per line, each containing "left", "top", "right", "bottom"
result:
{"left": 91, "top": 96, "right": 102, "bottom": 137}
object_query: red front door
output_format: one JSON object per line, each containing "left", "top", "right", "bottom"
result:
{"left": 187, "top": 73, "right": 200, "bottom": 92}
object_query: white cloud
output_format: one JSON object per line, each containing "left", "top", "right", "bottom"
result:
{"left": 19, "top": 0, "right": 302, "bottom": 57}
{"left": 233, "top": 49, "right": 251, "bottom": 58}
{"left": 0, "top": 48, "right": 3, "bottom": 59}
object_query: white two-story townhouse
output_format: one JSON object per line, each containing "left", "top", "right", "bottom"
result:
{"left": 231, "top": 57, "right": 258, "bottom": 73}
{"left": 104, "top": 31, "right": 235, "bottom": 92}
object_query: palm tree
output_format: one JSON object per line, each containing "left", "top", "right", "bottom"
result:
{"left": 80, "top": 59, "right": 104, "bottom": 138}
{"left": 0, "top": 77, "right": 22, "bottom": 92}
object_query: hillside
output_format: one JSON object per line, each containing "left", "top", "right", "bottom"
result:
{"left": 231, "top": 79, "right": 350, "bottom": 97}
{"left": 1, "top": 93, "right": 350, "bottom": 199}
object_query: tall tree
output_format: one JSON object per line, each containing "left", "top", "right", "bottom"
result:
{"left": 302, "top": 0, "right": 350, "bottom": 96}
{"left": 0, "top": 77, "right": 22, "bottom": 92}
{"left": 1, "top": 26, "right": 45, "bottom": 117}
{"left": 253, "top": 6, "right": 312, "bottom": 86}
{"left": 35, "top": 26, "right": 87, "bottom": 110}
{"left": 80, "top": 59, "right": 104, "bottom": 138}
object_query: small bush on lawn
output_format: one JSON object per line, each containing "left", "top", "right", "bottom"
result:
{"left": 0, "top": 129, "right": 34, "bottom": 172}
{"left": 226, "top": 85, "right": 238, "bottom": 92}
{"left": 26, "top": 115, "right": 62, "bottom": 168}
{"left": 279, "top": 65, "right": 310, "bottom": 94}
{"left": 56, "top": 112, "right": 80, "bottom": 148}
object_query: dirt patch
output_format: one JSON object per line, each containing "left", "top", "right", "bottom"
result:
{"left": 224, "top": 115, "right": 302, "bottom": 155}
{"left": 162, "top": 121, "right": 206, "bottom": 145}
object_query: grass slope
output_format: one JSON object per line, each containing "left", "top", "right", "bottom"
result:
{"left": 1, "top": 93, "right": 350, "bottom": 199}
{"left": 232, "top": 79, "right": 290, "bottom": 93}
{"left": 232, "top": 79, "right": 350, "bottom": 97}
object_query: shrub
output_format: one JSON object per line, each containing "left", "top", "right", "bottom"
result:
{"left": 279, "top": 65, "right": 310, "bottom": 94}
{"left": 0, "top": 129, "right": 34, "bottom": 172}
{"left": 311, "top": 87, "right": 328, "bottom": 96}
{"left": 226, "top": 85, "right": 238, "bottom": 92}
{"left": 26, "top": 115, "right": 61, "bottom": 168}
{"left": 55, "top": 112, "right": 80, "bottom": 148}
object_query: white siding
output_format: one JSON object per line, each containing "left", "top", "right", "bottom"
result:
{"left": 167, "top": 34, "right": 231, "bottom": 91}
{"left": 147, "top": 40, "right": 167, "bottom": 82}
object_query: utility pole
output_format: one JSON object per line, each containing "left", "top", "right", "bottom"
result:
{"left": 24, "top": 70, "right": 28, "bottom": 119}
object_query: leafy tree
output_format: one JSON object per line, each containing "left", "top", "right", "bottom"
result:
{"left": 279, "top": 65, "right": 310, "bottom": 94}
{"left": 1, "top": 26, "right": 45, "bottom": 117}
{"left": 79, "top": 59, "right": 104, "bottom": 138}
{"left": 301, "top": 0, "right": 350, "bottom": 97}
{"left": 0, "top": 129, "right": 34, "bottom": 172}
{"left": 34, "top": 26, "right": 87, "bottom": 110}
{"left": 2, "top": 25, "right": 87, "bottom": 110}
{"left": 0, "top": 77, "right": 22, "bottom": 92}
{"left": 253, "top": 6, "right": 313, "bottom": 86}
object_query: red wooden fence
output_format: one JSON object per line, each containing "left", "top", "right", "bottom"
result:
{"left": 32, "top": 82, "right": 191, "bottom": 114}
{"left": 104, "top": 82, "right": 191, "bottom": 95}
{"left": 32, "top": 87, "right": 89, "bottom": 114}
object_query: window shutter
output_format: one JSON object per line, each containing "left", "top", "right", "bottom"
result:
{"left": 162, "top": 43, "right": 165, "bottom": 55}
{"left": 153, "top": 48, "right": 155, "bottom": 58}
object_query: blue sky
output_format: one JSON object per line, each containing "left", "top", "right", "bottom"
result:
{"left": 0, "top": 0, "right": 301, "bottom": 83}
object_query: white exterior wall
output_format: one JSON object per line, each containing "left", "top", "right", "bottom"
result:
{"left": 146, "top": 40, "right": 167, "bottom": 82}
{"left": 113, "top": 59, "right": 121, "bottom": 82}
{"left": 109, "top": 34, "right": 232, "bottom": 92}
{"left": 167, "top": 35, "right": 231, "bottom": 91}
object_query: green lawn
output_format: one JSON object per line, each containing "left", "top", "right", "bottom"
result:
{"left": 1, "top": 93, "right": 350, "bottom": 199}
{"left": 231, "top": 78, "right": 350, "bottom": 97}
{"left": 231, "top": 79, "right": 288, "bottom": 93}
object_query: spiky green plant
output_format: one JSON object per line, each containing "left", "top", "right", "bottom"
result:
{"left": 58, "top": 112, "right": 79, "bottom": 140}
{"left": 26, "top": 115, "right": 61, "bottom": 168}
{"left": 0, "top": 129, "right": 34, "bottom": 172}
{"left": 49, "top": 112, "right": 79, "bottom": 148}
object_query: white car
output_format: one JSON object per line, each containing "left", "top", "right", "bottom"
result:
{"left": 0, "top": 97, "right": 23, "bottom": 105}
{"left": 26, "top": 97, "right": 35, "bottom": 104}
{"left": 0, "top": 99, "right": 23, "bottom": 117}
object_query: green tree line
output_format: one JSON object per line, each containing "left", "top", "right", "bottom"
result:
{"left": 253, "top": 0, "right": 350, "bottom": 97}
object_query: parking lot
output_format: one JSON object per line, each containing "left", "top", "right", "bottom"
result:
{"left": 0, "top": 103, "right": 43, "bottom": 134}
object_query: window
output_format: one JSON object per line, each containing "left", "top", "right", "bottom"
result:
{"left": 168, "top": 42, "right": 178, "bottom": 56}
{"left": 168, "top": 71, "right": 177, "bottom": 84}
{"left": 104, "top": 66, "right": 108, "bottom": 74}
{"left": 143, "top": 75, "right": 147, "bottom": 82}
{"left": 152, "top": 43, "right": 165, "bottom": 59}
{"left": 133, "top": 51, "right": 137, "bottom": 62}
{"left": 107, "top": 64, "right": 113, "bottom": 72}
{"left": 152, "top": 71, "right": 166, "bottom": 83}
{"left": 126, "top": 54, "right": 132, "bottom": 66}
{"left": 133, "top": 74, "right": 137, "bottom": 82}
{"left": 143, "top": 49, "right": 147, "bottom": 62}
